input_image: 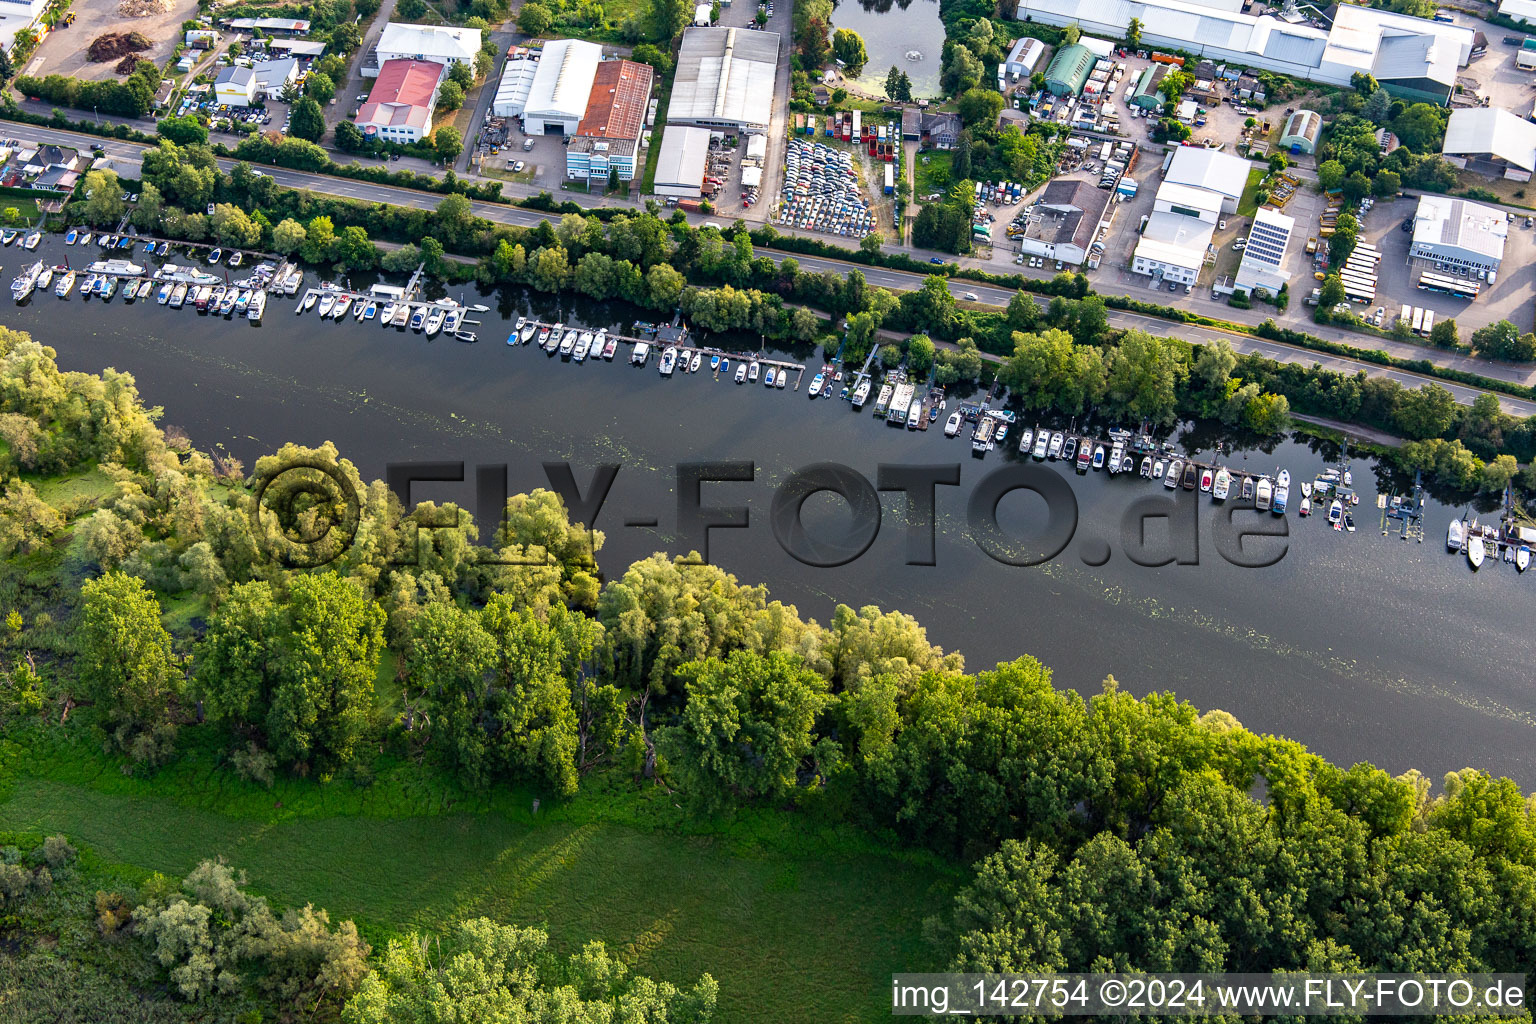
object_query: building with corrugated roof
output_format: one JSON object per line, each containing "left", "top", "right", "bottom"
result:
{"left": 653, "top": 125, "right": 711, "bottom": 197}
{"left": 522, "top": 39, "right": 604, "bottom": 134}
{"left": 668, "top": 27, "right": 780, "bottom": 132}
{"left": 1279, "top": 109, "right": 1321, "bottom": 154}
{"left": 1129, "top": 63, "right": 1170, "bottom": 109}
{"left": 1043, "top": 42, "right": 1094, "bottom": 96}
{"left": 1013, "top": 0, "right": 1472, "bottom": 102}
{"left": 1442, "top": 106, "right": 1536, "bottom": 180}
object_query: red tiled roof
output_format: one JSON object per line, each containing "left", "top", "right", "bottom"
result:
{"left": 358, "top": 58, "right": 443, "bottom": 131}
{"left": 576, "top": 59, "right": 653, "bottom": 141}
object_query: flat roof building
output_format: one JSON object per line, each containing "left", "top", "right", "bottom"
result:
{"left": 1442, "top": 107, "right": 1536, "bottom": 180}
{"left": 652, "top": 125, "right": 711, "bottom": 197}
{"left": 1234, "top": 206, "right": 1296, "bottom": 296}
{"left": 357, "top": 58, "right": 444, "bottom": 144}
{"left": 1164, "top": 146, "right": 1249, "bottom": 214}
{"left": 1133, "top": 212, "right": 1214, "bottom": 285}
{"left": 567, "top": 58, "right": 654, "bottom": 184}
{"left": 522, "top": 39, "right": 604, "bottom": 135}
{"left": 1043, "top": 42, "right": 1094, "bottom": 96}
{"left": 1409, "top": 194, "right": 1508, "bottom": 275}
{"left": 1279, "top": 108, "right": 1322, "bottom": 154}
{"left": 668, "top": 27, "right": 781, "bottom": 131}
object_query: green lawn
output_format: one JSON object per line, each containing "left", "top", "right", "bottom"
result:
{"left": 915, "top": 151, "right": 954, "bottom": 200}
{"left": 1236, "top": 165, "right": 1268, "bottom": 217}
{"left": 0, "top": 764, "right": 953, "bottom": 1023}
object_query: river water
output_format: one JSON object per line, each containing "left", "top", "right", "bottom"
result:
{"left": 17, "top": 238, "right": 1536, "bottom": 786}
{"left": 830, "top": 0, "right": 945, "bottom": 99}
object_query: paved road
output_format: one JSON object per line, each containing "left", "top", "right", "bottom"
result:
{"left": 10, "top": 121, "right": 1534, "bottom": 417}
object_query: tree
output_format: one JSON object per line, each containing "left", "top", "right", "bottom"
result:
{"left": 157, "top": 114, "right": 208, "bottom": 146}
{"left": 645, "top": 0, "right": 691, "bottom": 41}
{"left": 329, "top": 22, "right": 362, "bottom": 53}
{"left": 1104, "top": 330, "right": 1185, "bottom": 425}
{"left": 77, "top": 169, "right": 125, "bottom": 226}
{"left": 1317, "top": 159, "right": 1345, "bottom": 192}
{"left": 301, "top": 215, "right": 336, "bottom": 264}
{"left": 306, "top": 71, "right": 336, "bottom": 104}
{"left": 289, "top": 96, "right": 325, "bottom": 142}
{"left": 885, "top": 65, "right": 912, "bottom": 102}
{"left": 661, "top": 651, "right": 832, "bottom": 806}
{"left": 1429, "top": 317, "right": 1459, "bottom": 349}
{"left": 631, "top": 43, "right": 673, "bottom": 76}
{"left": 1372, "top": 169, "right": 1401, "bottom": 196}
{"left": 1126, "top": 16, "right": 1142, "bottom": 48}
{"left": 957, "top": 87, "right": 1004, "bottom": 128}
{"left": 1469, "top": 319, "right": 1536, "bottom": 361}
{"left": 436, "top": 80, "right": 465, "bottom": 112}
{"left": 1350, "top": 71, "right": 1378, "bottom": 95}
{"left": 832, "top": 29, "right": 868, "bottom": 75}
{"left": 1318, "top": 273, "right": 1346, "bottom": 310}
{"left": 432, "top": 125, "right": 463, "bottom": 163}
{"left": 1363, "top": 87, "right": 1392, "bottom": 125}
{"left": 271, "top": 217, "right": 306, "bottom": 255}
{"left": 76, "top": 572, "right": 181, "bottom": 763}
{"left": 448, "top": 61, "right": 474, "bottom": 90}
{"left": 1391, "top": 102, "right": 1448, "bottom": 153}
{"left": 1394, "top": 383, "right": 1458, "bottom": 440}
{"left": 1243, "top": 391, "right": 1290, "bottom": 434}
{"left": 1342, "top": 170, "right": 1371, "bottom": 203}
{"left": 907, "top": 335, "right": 935, "bottom": 376}
{"left": 331, "top": 225, "right": 377, "bottom": 271}
{"left": 211, "top": 203, "right": 261, "bottom": 248}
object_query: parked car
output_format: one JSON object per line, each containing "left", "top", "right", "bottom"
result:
{"left": 929, "top": 256, "right": 943, "bottom": 264}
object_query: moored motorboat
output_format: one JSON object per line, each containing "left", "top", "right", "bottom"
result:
{"left": 521, "top": 321, "right": 538, "bottom": 344}
{"left": 1273, "top": 483, "right": 1289, "bottom": 515}
{"left": 454, "top": 330, "right": 477, "bottom": 342}
{"left": 852, "top": 379, "right": 871, "bottom": 407}
{"left": 1032, "top": 431, "right": 1048, "bottom": 459}
{"left": 247, "top": 290, "right": 266, "bottom": 321}
{"left": 1048, "top": 432, "right": 1064, "bottom": 459}
{"left": 333, "top": 296, "right": 352, "bottom": 320}
{"left": 1468, "top": 534, "right": 1485, "bottom": 569}
{"left": 735, "top": 363, "right": 747, "bottom": 383}
{"left": 207, "top": 247, "right": 222, "bottom": 264}
{"left": 659, "top": 346, "right": 678, "bottom": 376}
{"left": 776, "top": 367, "right": 786, "bottom": 388}
{"left": 1062, "top": 436, "right": 1078, "bottom": 462}
{"left": 1181, "top": 461, "right": 1197, "bottom": 490}
{"left": 1165, "top": 459, "right": 1182, "bottom": 488}
{"left": 380, "top": 300, "right": 398, "bottom": 323}
{"left": 65, "top": 229, "right": 77, "bottom": 245}
{"left": 1091, "top": 444, "right": 1106, "bottom": 470}
{"left": 602, "top": 332, "right": 617, "bottom": 360}
{"left": 947, "top": 411, "right": 964, "bottom": 438}
{"left": 363, "top": 301, "right": 377, "bottom": 321}
{"left": 317, "top": 293, "right": 335, "bottom": 317}
{"left": 536, "top": 325, "right": 551, "bottom": 347}
{"left": 354, "top": 296, "right": 368, "bottom": 320}
{"left": 1255, "top": 477, "right": 1273, "bottom": 511}
{"left": 1213, "top": 467, "right": 1230, "bottom": 500}
{"left": 169, "top": 282, "right": 188, "bottom": 307}
{"left": 512, "top": 316, "right": 525, "bottom": 341}
{"left": 1300, "top": 496, "right": 1312, "bottom": 516}
{"left": 1199, "top": 466, "right": 1213, "bottom": 493}
{"left": 1152, "top": 459, "right": 1165, "bottom": 479}
{"left": 410, "top": 306, "right": 426, "bottom": 331}
{"left": 1240, "top": 475, "right": 1255, "bottom": 501}
{"left": 748, "top": 360, "right": 760, "bottom": 382}
{"left": 1447, "top": 518, "right": 1465, "bottom": 551}
{"left": 556, "top": 323, "right": 574, "bottom": 353}
{"left": 1075, "top": 440, "right": 1092, "bottom": 470}
{"left": 1518, "top": 545, "right": 1531, "bottom": 573}
{"left": 808, "top": 372, "right": 825, "bottom": 397}
{"left": 22, "top": 232, "right": 40, "bottom": 250}
{"left": 234, "top": 289, "right": 251, "bottom": 316}
{"left": 156, "top": 280, "right": 173, "bottom": 304}
{"left": 36, "top": 266, "right": 52, "bottom": 291}
{"left": 689, "top": 351, "right": 703, "bottom": 373}
{"left": 54, "top": 270, "right": 75, "bottom": 297}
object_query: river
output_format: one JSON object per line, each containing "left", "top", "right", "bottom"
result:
{"left": 830, "top": 0, "right": 945, "bottom": 99}
{"left": 17, "top": 238, "right": 1536, "bottom": 787}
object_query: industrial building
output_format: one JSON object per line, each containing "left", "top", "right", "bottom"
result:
{"left": 1409, "top": 195, "right": 1508, "bottom": 277}
{"left": 1043, "top": 42, "right": 1094, "bottom": 96}
{"left": 566, "top": 59, "right": 655, "bottom": 184}
{"left": 1234, "top": 206, "right": 1296, "bottom": 297}
{"left": 667, "top": 27, "right": 781, "bottom": 132}
{"left": 1441, "top": 107, "right": 1536, "bottom": 180}
{"left": 1132, "top": 146, "right": 1250, "bottom": 286}
{"left": 491, "top": 51, "right": 540, "bottom": 118}
{"left": 1016, "top": 179, "right": 1112, "bottom": 266}
{"left": 1129, "top": 63, "right": 1171, "bottom": 109}
{"left": 652, "top": 126, "right": 712, "bottom": 198}
{"left": 356, "top": 59, "right": 445, "bottom": 144}
{"left": 520, "top": 39, "right": 604, "bottom": 134}
{"left": 1278, "top": 109, "right": 1322, "bottom": 155}
{"left": 1162, "top": 146, "right": 1249, "bottom": 214}
{"left": 1005, "top": 36, "right": 1046, "bottom": 78}
{"left": 1499, "top": 0, "right": 1536, "bottom": 25}
{"left": 368, "top": 23, "right": 482, "bottom": 77}
{"left": 1014, "top": 0, "right": 1473, "bottom": 103}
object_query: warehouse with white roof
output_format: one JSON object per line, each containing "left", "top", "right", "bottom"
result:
{"left": 652, "top": 126, "right": 711, "bottom": 198}
{"left": 1162, "top": 146, "right": 1249, "bottom": 214}
{"left": 1409, "top": 195, "right": 1508, "bottom": 277}
{"left": 1133, "top": 146, "right": 1251, "bottom": 287}
{"left": 520, "top": 39, "right": 604, "bottom": 134}
{"left": 1013, "top": 0, "right": 1472, "bottom": 102}
{"left": 1442, "top": 107, "right": 1536, "bottom": 180}
{"left": 368, "top": 23, "right": 482, "bottom": 77}
{"left": 667, "top": 27, "right": 780, "bottom": 132}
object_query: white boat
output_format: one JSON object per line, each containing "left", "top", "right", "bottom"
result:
{"left": 521, "top": 321, "right": 538, "bottom": 343}
{"left": 169, "top": 282, "right": 188, "bottom": 307}
{"left": 660, "top": 346, "right": 677, "bottom": 375}
{"left": 1299, "top": 481, "right": 1312, "bottom": 499}
{"left": 229, "top": 252, "right": 243, "bottom": 268}
{"left": 1518, "top": 546, "right": 1531, "bottom": 573}
{"left": 1255, "top": 477, "right": 1273, "bottom": 512}
{"left": 735, "top": 363, "right": 747, "bottom": 383}
{"left": 776, "top": 368, "right": 786, "bottom": 388}
{"left": 1447, "top": 518, "right": 1464, "bottom": 551}
{"left": 774, "top": 367, "right": 789, "bottom": 390}
{"left": 1328, "top": 498, "right": 1343, "bottom": 527}
{"left": 87, "top": 259, "right": 145, "bottom": 276}
{"left": 363, "top": 301, "right": 377, "bottom": 321}
{"left": 573, "top": 332, "right": 590, "bottom": 362}
{"left": 284, "top": 270, "right": 303, "bottom": 295}
{"left": 411, "top": 306, "right": 428, "bottom": 331}
{"left": 80, "top": 232, "right": 92, "bottom": 246}
{"left": 1165, "top": 460, "right": 1182, "bottom": 489}
{"left": 1048, "top": 432, "right": 1064, "bottom": 459}
{"left": 1277, "top": 469, "right": 1290, "bottom": 489}
{"left": 10, "top": 261, "right": 42, "bottom": 301}
{"left": 219, "top": 289, "right": 239, "bottom": 316}
{"left": 851, "top": 379, "right": 870, "bottom": 407}
{"left": 354, "top": 296, "right": 369, "bottom": 320}
{"left": 907, "top": 402, "right": 923, "bottom": 429}
{"left": 512, "top": 315, "right": 525, "bottom": 340}
{"left": 1152, "top": 459, "right": 1165, "bottom": 479}
{"left": 1273, "top": 485, "right": 1289, "bottom": 515}
{"left": 65, "top": 229, "right": 77, "bottom": 245}
{"left": 247, "top": 290, "right": 266, "bottom": 321}
{"left": 720, "top": 358, "right": 729, "bottom": 375}
{"left": 1017, "top": 427, "right": 1032, "bottom": 452}
{"left": 557, "top": 325, "right": 575, "bottom": 354}
{"left": 748, "top": 360, "right": 760, "bottom": 382}
{"left": 808, "top": 373, "right": 825, "bottom": 397}
{"left": 1032, "top": 432, "right": 1048, "bottom": 459}
{"left": 36, "top": 266, "right": 52, "bottom": 291}
{"left": 54, "top": 270, "right": 74, "bottom": 297}
{"left": 208, "top": 285, "right": 226, "bottom": 311}
{"left": 1300, "top": 496, "right": 1312, "bottom": 517}
{"left": 22, "top": 232, "right": 40, "bottom": 250}
{"left": 333, "top": 296, "right": 352, "bottom": 319}
{"left": 157, "top": 281, "right": 173, "bottom": 304}
{"left": 1468, "top": 534, "right": 1485, "bottom": 569}
{"left": 709, "top": 354, "right": 720, "bottom": 372}
{"left": 1213, "top": 467, "right": 1230, "bottom": 500}
{"left": 207, "top": 247, "right": 223, "bottom": 264}
{"left": 381, "top": 300, "right": 396, "bottom": 323}
{"left": 689, "top": 351, "right": 702, "bottom": 373}
{"left": 945, "top": 411, "right": 963, "bottom": 437}
{"left": 317, "top": 293, "right": 335, "bottom": 317}
{"left": 303, "top": 290, "right": 319, "bottom": 312}
{"left": 443, "top": 308, "right": 463, "bottom": 333}
{"left": 234, "top": 289, "right": 251, "bottom": 315}
{"left": 1199, "top": 467, "right": 1213, "bottom": 493}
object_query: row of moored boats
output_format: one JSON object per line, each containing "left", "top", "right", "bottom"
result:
{"left": 297, "top": 288, "right": 478, "bottom": 341}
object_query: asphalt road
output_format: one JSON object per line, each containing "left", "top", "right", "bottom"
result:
{"left": 12, "top": 121, "right": 1533, "bottom": 417}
